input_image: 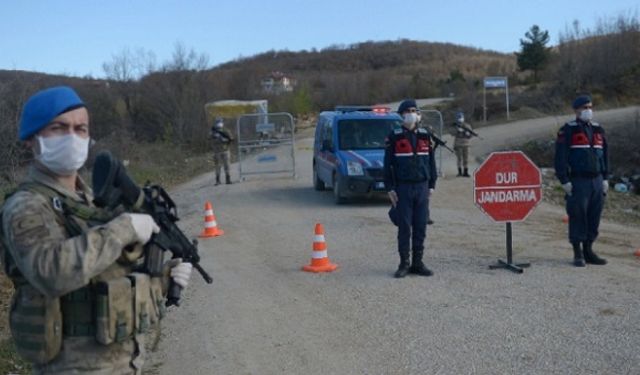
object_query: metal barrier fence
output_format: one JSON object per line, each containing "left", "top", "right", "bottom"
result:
{"left": 236, "top": 112, "right": 296, "bottom": 180}
{"left": 419, "top": 109, "right": 445, "bottom": 176}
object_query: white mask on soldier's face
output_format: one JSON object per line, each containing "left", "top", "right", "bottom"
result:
{"left": 579, "top": 109, "right": 593, "bottom": 122}
{"left": 403, "top": 113, "right": 418, "bottom": 127}
{"left": 36, "top": 134, "right": 89, "bottom": 176}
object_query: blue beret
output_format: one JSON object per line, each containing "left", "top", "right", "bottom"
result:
{"left": 572, "top": 95, "right": 592, "bottom": 109}
{"left": 19, "top": 86, "right": 85, "bottom": 140}
{"left": 397, "top": 99, "right": 417, "bottom": 114}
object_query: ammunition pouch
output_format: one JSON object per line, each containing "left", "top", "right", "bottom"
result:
{"left": 95, "top": 277, "right": 134, "bottom": 345}
{"left": 95, "top": 274, "right": 165, "bottom": 345}
{"left": 9, "top": 284, "right": 63, "bottom": 365}
{"left": 129, "top": 273, "right": 165, "bottom": 333}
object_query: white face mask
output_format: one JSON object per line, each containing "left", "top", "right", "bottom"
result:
{"left": 36, "top": 134, "right": 89, "bottom": 176}
{"left": 403, "top": 113, "right": 418, "bottom": 127}
{"left": 457, "top": 117, "right": 464, "bottom": 123}
{"left": 579, "top": 109, "right": 593, "bottom": 122}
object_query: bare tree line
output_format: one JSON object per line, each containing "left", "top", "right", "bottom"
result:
{"left": 549, "top": 13, "right": 640, "bottom": 100}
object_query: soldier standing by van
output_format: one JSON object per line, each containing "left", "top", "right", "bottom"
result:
{"left": 1, "top": 86, "right": 192, "bottom": 374}
{"left": 554, "top": 94, "right": 608, "bottom": 267}
{"left": 452, "top": 111, "right": 473, "bottom": 177}
{"left": 210, "top": 118, "right": 234, "bottom": 185}
{"left": 384, "top": 99, "right": 437, "bottom": 278}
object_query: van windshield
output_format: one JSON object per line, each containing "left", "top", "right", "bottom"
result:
{"left": 338, "top": 119, "right": 402, "bottom": 150}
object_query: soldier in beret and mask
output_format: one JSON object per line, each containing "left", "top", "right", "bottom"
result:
{"left": 554, "top": 94, "right": 609, "bottom": 267}
{"left": 0, "top": 86, "right": 192, "bottom": 374}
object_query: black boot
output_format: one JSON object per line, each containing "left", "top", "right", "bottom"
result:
{"left": 409, "top": 250, "right": 433, "bottom": 276}
{"left": 463, "top": 168, "right": 470, "bottom": 177}
{"left": 583, "top": 241, "right": 607, "bottom": 265}
{"left": 226, "top": 175, "right": 232, "bottom": 184}
{"left": 457, "top": 167, "right": 463, "bottom": 177}
{"left": 215, "top": 176, "right": 221, "bottom": 186}
{"left": 572, "top": 242, "right": 585, "bottom": 267}
{"left": 394, "top": 253, "right": 410, "bottom": 278}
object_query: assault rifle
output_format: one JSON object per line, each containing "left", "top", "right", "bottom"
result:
{"left": 92, "top": 151, "right": 213, "bottom": 307}
{"left": 211, "top": 127, "right": 232, "bottom": 143}
{"left": 420, "top": 124, "right": 454, "bottom": 153}
{"left": 454, "top": 123, "right": 483, "bottom": 140}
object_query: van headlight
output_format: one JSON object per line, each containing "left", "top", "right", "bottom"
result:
{"left": 347, "top": 161, "right": 364, "bottom": 176}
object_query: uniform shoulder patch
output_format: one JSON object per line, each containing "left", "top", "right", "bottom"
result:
{"left": 393, "top": 128, "right": 403, "bottom": 135}
{"left": 417, "top": 128, "right": 427, "bottom": 134}
{"left": 567, "top": 121, "right": 578, "bottom": 126}
{"left": 591, "top": 121, "right": 600, "bottom": 127}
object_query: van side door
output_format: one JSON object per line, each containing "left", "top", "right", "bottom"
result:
{"left": 316, "top": 119, "right": 335, "bottom": 183}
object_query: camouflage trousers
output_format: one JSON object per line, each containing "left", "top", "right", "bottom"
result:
{"left": 213, "top": 151, "right": 231, "bottom": 180}
{"left": 32, "top": 335, "right": 145, "bottom": 375}
{"left": 454, "top": 145, "right": 470, "bottom": 168}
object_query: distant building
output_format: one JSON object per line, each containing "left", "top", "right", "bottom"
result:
{"left": 261, "top": 71, "right": 296, "bottom": 94}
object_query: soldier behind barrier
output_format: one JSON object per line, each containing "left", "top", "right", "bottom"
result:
{"left": 451, "top": 111, "right": 475, "bottom": 177}
{"left": 209, "top": 118, "right": 234, "bottom": 185}
{"left": 0, "top": 86, "right": 193, "bottom": 374}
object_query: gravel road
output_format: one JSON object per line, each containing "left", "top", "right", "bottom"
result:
{"left": 149, "top": 107, "right": 640, "bottom": 375}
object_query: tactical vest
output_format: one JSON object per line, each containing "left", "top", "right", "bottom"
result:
{"left": 388, "top": 127, "right": 433, "bottom": 183}
{"left": 1, "top": 182, "right": 165, "bottom": 365}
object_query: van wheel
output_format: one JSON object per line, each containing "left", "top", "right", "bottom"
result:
{"left": 333, "top": 175, "right": 346, "bottom": 204}
{"left": 313, "top": 164, "right": 325, "bottom": 191}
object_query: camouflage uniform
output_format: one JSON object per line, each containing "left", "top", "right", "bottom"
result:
{"left": 210, "top": 126, "right": 234, "bottom": 184}
{"left": 2, "top": 165, "right": 145, "bottom": 374}
{"left": 452, "top": 121, "right": 473, "bottom": 176}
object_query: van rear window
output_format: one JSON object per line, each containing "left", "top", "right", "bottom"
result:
{"left": 338, "top": 119, "right": 401, "bottom": 150}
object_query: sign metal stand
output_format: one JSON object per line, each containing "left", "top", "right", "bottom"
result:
{"left": 489, "top": 222, "right": 531, "bottom": 274}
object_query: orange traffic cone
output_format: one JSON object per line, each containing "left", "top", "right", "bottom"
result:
{"left": 199, "top": 201, "right": 224, "bottom": 238}
{"left": 302, "top": 223, "right": 337, "bottom": 273}
{"left": 634, "top": 248, "right": 640, "bottom": 257}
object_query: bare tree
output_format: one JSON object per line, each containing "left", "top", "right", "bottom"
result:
{"left": 102, "top": 47, "right": 156, "bottom": 130}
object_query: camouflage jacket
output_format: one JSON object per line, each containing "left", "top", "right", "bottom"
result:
{"left": 2, "top": 165, "right": 138, "bottom": 297}
{"left": 451, "top": 122, "right": 473, "bottom": 148}
{"left": 210, "top": 127, "right": 234, "bottom": 153}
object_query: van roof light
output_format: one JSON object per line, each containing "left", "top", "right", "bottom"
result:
{"left": 334, "top": 105, "right": 391, "bottom": 113}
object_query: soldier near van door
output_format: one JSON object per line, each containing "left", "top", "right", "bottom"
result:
{"left": 0, "top": 86, "right": 193, "bottom": 374}
{"left": 384, "top": 99, "right": 437, "bottom": 278}
{"left": 452, "top": 111, "right": 473, "bottom": 177}
{"left": 554, "top": 94, "right": 608, "bottom": 267}
{"left": 210, "top": 118, "right": 234, "bottom": 185}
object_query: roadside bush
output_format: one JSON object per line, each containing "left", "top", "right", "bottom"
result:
{"left": 519, "top": 139, "right": 555, "bottom": 168}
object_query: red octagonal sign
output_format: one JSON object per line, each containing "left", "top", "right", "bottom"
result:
{"left": 474, "top": 151, "right": 542, "bottom": 222}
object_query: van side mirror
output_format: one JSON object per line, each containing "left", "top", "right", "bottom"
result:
{"left": 322, "top": 139, "right": 332, "bottom": 151}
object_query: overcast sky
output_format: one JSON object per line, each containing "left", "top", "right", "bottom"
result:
{"left": 0, "top": 0, "right": 637, "bottom": 78}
